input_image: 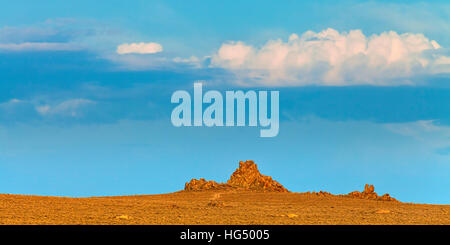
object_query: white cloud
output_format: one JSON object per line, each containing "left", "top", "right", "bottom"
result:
{"left": 173, "top": 55, "right": 200, "bottom": 64}
{"left": 106, "top": 54, "right": 170, "bottom": 70}
{"left": 0, "top": 98, "right": 22, "bottom": 105}
{"left": 0, "top": 42, "right": 80, "bottom": 52}
{"left": 210, "top": 28, "right": 450, "bottom": 86}
{"left": 36, "top": 99, "right": 95, "bottom": 117}
{"left": 172, "top": 55, "right": 204, "bottom": 68}
{"left": 385, "top": 120, "right": 442, "bottom": 137}
{"left": 384, "top": 120, "right": 450, "bottom": 155}
{"left": 116, "top": 42, "right": 163, "bottom": 55}
{"left": 0, "top": 98, "right": 25, "bottom": 111}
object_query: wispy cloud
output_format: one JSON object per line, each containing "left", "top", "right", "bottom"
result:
{"left": 35, "top": 99, "right": 96, "bottom": 117}
{"left": 116, "top": 42, "right": 163, "bottom": 55}
{"left": 0, "top": 98, "right": 23, "bottom": 106}
{"left": 0, "top": 98, "right": 96, "bottom": 119}
{"left": 350, "top": 2, "right": 450, "bottom": 45}
{"left": 0, "top": 42, "right": 81, "bottom": 52}
{"left": 384, "top": 120, "right": 450, "bottom": 155}
{"left": 0, "top": 19, "right": 130, "bottom": 54}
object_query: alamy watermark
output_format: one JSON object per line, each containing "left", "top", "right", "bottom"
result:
{"left": 171, "top": 82, "right": 279, "bottom": 137}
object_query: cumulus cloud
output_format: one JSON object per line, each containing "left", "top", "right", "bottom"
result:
{"left": 116, "top": 42, "right": 163, "bottom": 55}
{"left": 210, "top": 28, "right": 450, "bottom": 86}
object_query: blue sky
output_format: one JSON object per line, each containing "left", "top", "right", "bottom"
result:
{"left": 0, "top": 0, "right": 449, "bottom": 204}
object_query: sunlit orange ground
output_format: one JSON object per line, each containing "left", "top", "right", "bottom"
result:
{"left": 1, "top": 190, "right": 449, "bottom": 225}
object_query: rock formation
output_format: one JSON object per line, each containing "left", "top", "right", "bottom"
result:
{"left": 184, "top": 178, "right": 230, "bottom": 191}
{"left": 184, "top": 162, "right": 397, "bottom": 201}
{"left": 184, "top": 160, "right": 289, "bottom": 192}
{"left": 227, "top": 160, "right": 288, "bottom": 192}
{"left": 346, "top": 184, "right": 397, "bottom": 201}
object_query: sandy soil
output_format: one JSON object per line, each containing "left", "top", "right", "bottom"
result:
{"left": 0, "top": 190, "right": 449, "bottom": 225}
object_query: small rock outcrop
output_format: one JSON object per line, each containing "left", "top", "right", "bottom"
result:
{"left": 184, "top": 178, "right": 230, "bottom": 191}
{"left": 307, "top": 191, "right": 333, "bottom": 197}
{"left": 347, "top": 184, "right": 397, "bottom": 201}
{"left": 184, "top": 160, "right": 288, "bottom": 192}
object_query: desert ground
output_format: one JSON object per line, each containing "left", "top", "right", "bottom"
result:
{"left": 1, "top": 190, "right": 450, "bottom": 225}
{"left": 1, "top": 161, "right": 449, "bottom": 225}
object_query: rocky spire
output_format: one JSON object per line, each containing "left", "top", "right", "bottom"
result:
{"left": 184, "top": 160, "right": 288, "bottom": 192}
{"left": 227, "top": 160, "right": 288, "bottom": 192}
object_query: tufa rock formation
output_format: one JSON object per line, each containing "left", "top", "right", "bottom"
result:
{"left": 227, "top": 160, "right": 288, "bottom": 192}
{"left": 184, "top": 178, "right": 231, "bottom": 191}
{"left": 185, "top": 160, "right": 289, "bottom": 192}
{"left": 347, "top": 184, "right": 397, "bottom": 201}
{"left": 184, "top": 162, "right": 397, "bottom": 201}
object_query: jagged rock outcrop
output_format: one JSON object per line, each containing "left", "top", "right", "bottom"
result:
{"left": 184, "top": 178, "right": 230, "bottom": 191}
{"left": 184, "top": 160, "right": 289, "bottom": 192}
{"left": 227, "top": 160, "right": 288, "bottom": 192}
{"left": 347, "top": 184, "right": 397, "bottom": 201}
